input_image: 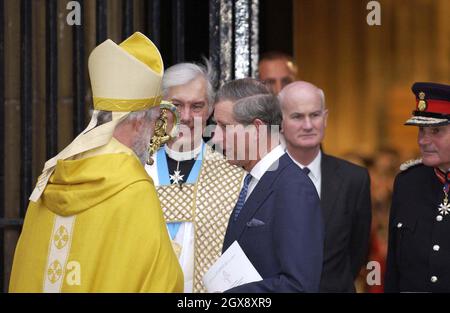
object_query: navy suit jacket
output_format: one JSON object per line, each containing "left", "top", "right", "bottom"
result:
{"left": 222, "top": 153, "right": 324, "bottom": 292}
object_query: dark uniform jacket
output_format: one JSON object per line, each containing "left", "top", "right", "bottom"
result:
{"left": 385, "top": 163, "right": 450, "bottom": 292}
{"left": 319, "top": 154, "right": 372, "bottom": 292}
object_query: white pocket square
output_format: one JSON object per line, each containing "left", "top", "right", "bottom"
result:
{"left": 246, "top": 218, "right": 265, "bottom": 227}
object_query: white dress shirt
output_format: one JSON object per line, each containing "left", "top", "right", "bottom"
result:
{"left": 287, "top": 150, "right": 322, "bottom": 198}
{"left": 245, "top": 144, "right": 286, "bottom": 202}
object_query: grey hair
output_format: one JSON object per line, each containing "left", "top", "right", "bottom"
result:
{"left": 96, "top": 111, "right": 113, "bottom": 126}
{"left": 162, "top": 59, "right": 216, "bottom": 110}
{"left": 96, "top": 109, "right": 157, "bottom": 127}
{"left": 124, "top": 109, "right": 156, "bottom": 123}
{"left": 214, "top": 78, "right": 270, "bottom": 104}
{"left": 233, "top": 94, "right": 282, "bottom": 127}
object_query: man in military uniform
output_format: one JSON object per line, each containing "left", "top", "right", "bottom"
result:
{"left": 385, "top": 82, "right": 450, "bottom": 292}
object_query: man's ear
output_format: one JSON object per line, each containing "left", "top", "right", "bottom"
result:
{"left": 323, "top": 109, "right": 329, "bottom": 128}
{"left": 132, "top": 117, "right": 146, "bottom": 134}
{"left": 253, "top": 118, "right": 266, "bottom": 133}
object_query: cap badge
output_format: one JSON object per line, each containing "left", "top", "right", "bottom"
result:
{"left": 418, "top": 91, "right": 427, "bottom": 111}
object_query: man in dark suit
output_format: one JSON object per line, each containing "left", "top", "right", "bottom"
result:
{"left": 278, "top": 81, "right": 372, "bottom": 292}
{"left": 211, "top": 78, "right": 324, "bottom": 292}
{"left": 385, "top": 82, "right": 450, "bottom": 292}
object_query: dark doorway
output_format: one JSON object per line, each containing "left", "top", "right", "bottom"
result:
{"left": 259, "top": 0, "right": 293, "bottom": 55}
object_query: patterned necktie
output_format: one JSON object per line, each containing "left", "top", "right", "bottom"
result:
{"left": 233, "top": 174, "right": 253, "bottom": 221}
{"left": 302, "top": 167, "right": 310, "bottom": 175}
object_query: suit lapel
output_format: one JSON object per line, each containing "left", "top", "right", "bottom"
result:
{"left": 223, "top": 176, "right": 275, "bottom": 252}
{"left": 231, "top": 155, "right": 290, "bottom": 241}
{"left": 320, "top": 154, "right": 342, "bottom": 227}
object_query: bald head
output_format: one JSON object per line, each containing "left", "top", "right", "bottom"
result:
{"left": 279, "top": 81, "right": 328, "bottom": 158}
{"left": 278, "top": 81, "right": 326, "bottom": 111}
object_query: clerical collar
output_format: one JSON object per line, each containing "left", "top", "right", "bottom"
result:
{"left": 164, "top": 142, "right": 203, "bottom": 161}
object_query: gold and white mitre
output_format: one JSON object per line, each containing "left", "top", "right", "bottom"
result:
{"left": 30, "top": 32, "right": 164, "bottom": 202}
{"left": 159, "top": 145, "right": 245, "bottom": 292}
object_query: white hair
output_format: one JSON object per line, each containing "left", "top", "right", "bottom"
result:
{"left": 97, "top": 108, "right": 158, "bottom": 127}
{"left": 162, "top": 60, "right": 216, "bottom": 111}
{"left": 123, "top": 109, "right": 155, "bottom": 123}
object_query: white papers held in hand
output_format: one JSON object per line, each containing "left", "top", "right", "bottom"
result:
{"left": 202, "top": 241, "right": 262, "bottom": 292}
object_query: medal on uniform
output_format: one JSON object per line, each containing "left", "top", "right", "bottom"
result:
{"left": 435, "top": 168, "right": 450, "bottom": 217}
{"left": 439, "top": 193, "right": 450, "bottom": 215}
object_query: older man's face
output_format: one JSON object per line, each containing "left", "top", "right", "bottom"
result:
{"left": 211, "top": 100, "right": 253, "bottom": 168}
{"left": 281, "top": 90, "right": 328, "bottom": 152}
{"left": 165, "top": 76, "right": 211, "bottom": 150}
{"left": 418, "top": 124, "right": 450, "bottom": 170}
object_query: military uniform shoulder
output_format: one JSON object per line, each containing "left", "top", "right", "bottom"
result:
{"left": 399, "top": 158, "right": 423, "bottom": 172}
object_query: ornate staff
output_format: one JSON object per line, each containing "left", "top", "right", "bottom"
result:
{"left": 147, "top": 101, "right": 180, "bottom": 165}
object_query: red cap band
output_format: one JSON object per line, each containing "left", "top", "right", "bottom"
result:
{"left": 416, "top": 99, "right": 450, "bottom": 114}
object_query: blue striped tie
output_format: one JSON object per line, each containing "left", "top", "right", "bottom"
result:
{"left": 233, "top": 174, "right": 253, "bottom": 221}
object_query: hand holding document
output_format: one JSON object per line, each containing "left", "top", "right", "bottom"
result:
{"left": 203, "top": 241, "right": 262, "bottom": 292}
